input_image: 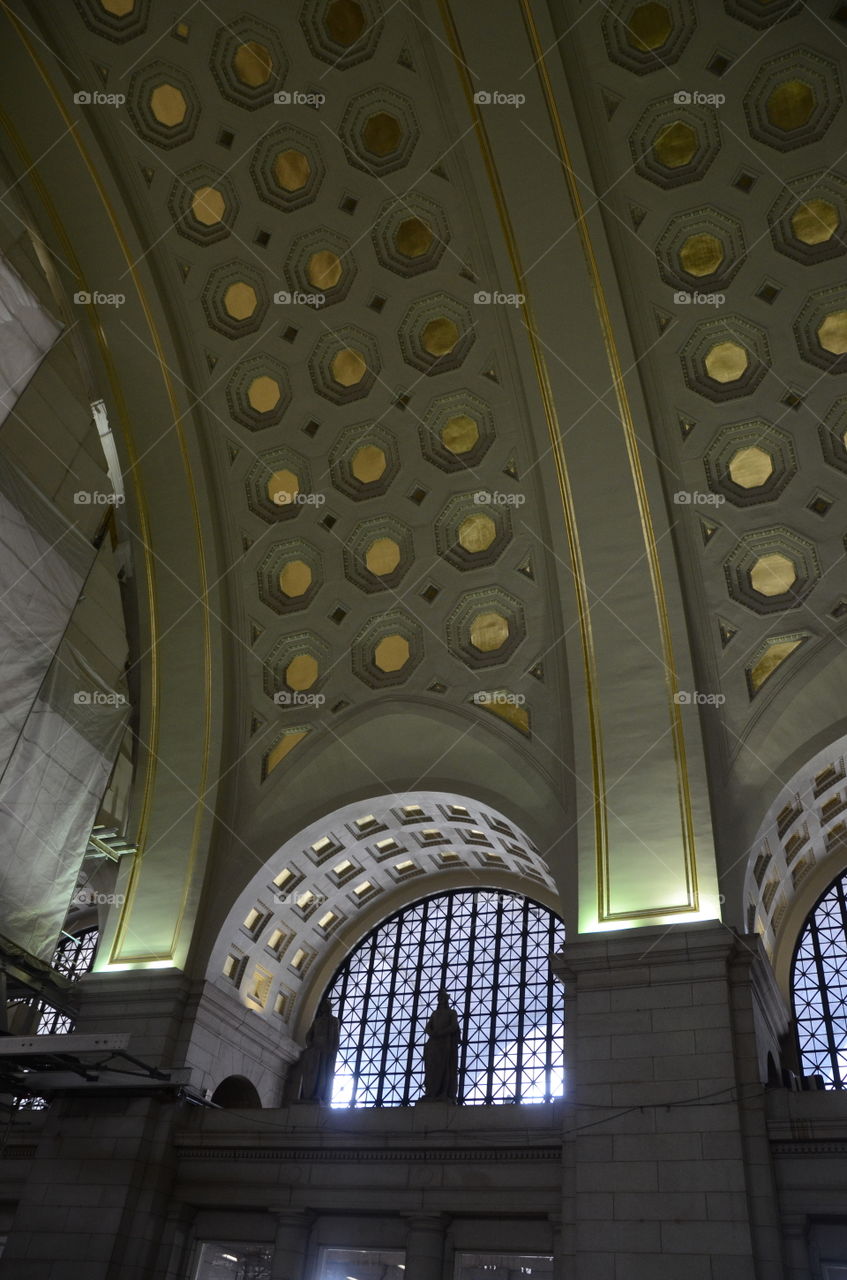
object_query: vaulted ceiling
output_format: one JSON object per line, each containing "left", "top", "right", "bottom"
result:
{"left": 550, "top": 0, "right": 847, "bottom": 915}
{"left": 2, "top": 0, "right": 846, "bottom": 981}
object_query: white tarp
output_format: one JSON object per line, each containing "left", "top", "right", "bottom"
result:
{"left": 0, "top": 456, "right": 94, "bottom": 777}
{"left": 0, "top": 257, "right": 115, "bottom": 959}
{"left": 0, "top": 641, "right": 128, "bottom": 959}
{"left": 0, "top": 254, "right": 62, "bottom": 426}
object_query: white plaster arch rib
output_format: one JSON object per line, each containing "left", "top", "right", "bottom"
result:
{"left": 206, "top": 790, "right": 562, "bottom": 1040}
{"left": 744, "top": 732, "right": 847, "bottom": 993}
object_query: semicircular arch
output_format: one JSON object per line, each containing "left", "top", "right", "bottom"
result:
{"left": 205, "top": 790, "right": 562, "bottom": 1042}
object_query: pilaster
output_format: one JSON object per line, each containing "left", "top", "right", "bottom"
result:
{"left": 553, "top": 923, "right": 785, "bottom": 1280}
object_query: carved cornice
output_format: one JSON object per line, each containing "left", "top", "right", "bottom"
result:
{"left": 176, "top": 1143, "right": 562, "bottom": 1163}
{"left": 771, "top": 1140, "right": 847, "bottom": 1156}
{"left": 0, "top": 1144, "right": 37, "bottom": 1159}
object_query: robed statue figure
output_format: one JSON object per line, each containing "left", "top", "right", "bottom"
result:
{"left": 289, "top": 997, "right": 340, "bottom": 1103}
{"left": 423, "top": 988, "right": 460, "bottom": 1102}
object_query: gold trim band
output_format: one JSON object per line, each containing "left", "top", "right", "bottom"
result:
{"left": 518, "top": 0, "right": 698, "bottom": 920}
{"left": 436, "top": 0, "right": 608, "bottom": 890}
{"left": 7, "top": 11, "right": 214, "bottom": 963}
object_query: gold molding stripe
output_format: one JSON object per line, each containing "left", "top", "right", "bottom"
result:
{"left": 436, "top": 0, "right": 608, "bottom": 889}
{"left": 518, "top": 0, "right": 699, "bottom": 920}
{"left": 6, "top": 11, "right": 214, "bottom": 963}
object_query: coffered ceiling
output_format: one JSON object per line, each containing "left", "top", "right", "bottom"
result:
{"left": 2, "top": 0, "right": 846, "bottom": 967}
{"left": 551, "top": 0, "right": 847, "bottom": 902}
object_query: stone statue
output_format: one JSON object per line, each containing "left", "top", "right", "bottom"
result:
{"left": 290, "top": 998, "right": 340, "bottom": 1103}
{"left": 423, "top": 988, "right": 460, "bottom": 1102}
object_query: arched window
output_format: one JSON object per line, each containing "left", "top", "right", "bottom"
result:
{"left": 51, "top": 927, "right": 99, "bottom": 979}
{"left": 793, "top": 871, "right": 847, "bottom": 1087}
{"left": 36, "top": 926, "right": 100, "bottom": 1035}
{"left": 12, "top": 927, "right": 100, "bottom": 1108}
{"left": 326, "top": 888, "right": 565, "bottom": 1107}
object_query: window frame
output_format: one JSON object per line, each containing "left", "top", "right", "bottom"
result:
{"left": 326, "top": 886, "right": 565, "bottom": 1108}
{"left": 792, "top": 868, "right": 847, "bottom": 1088}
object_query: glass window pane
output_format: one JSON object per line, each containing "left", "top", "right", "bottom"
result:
{"left": 319, "top": 1248, "right": 405, "bottom": 1280}
{"left": 192, "top": 1242, "right": 272, "bottom": 1280}
{"left": 12, "top": 927, "right": 100, "bottom": 1110}
{"left": 455, "top": 1253, "right": 554, "bottom": 1280}
{"left": 793, "top": 873, "right": 847, "bottom": 1088}
{"left": 326, "top": 889, "right": 565, "bottom": 1108}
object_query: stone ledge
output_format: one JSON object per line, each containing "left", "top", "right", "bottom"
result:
{"left": 174, "top": 1143, "right": 562, "bottom": 1162}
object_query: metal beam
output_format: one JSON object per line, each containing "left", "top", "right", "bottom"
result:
{"left": 0, "top": 1033, "right": 129, "bottom": 1056}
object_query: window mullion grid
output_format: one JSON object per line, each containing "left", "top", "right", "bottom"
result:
{"left": 457, "top": 891, "right": 479, "bottom": 1104}
{"left": 832, "top": 877, "right": 847, "bottom": 1089}
{"left": 328, "top": 890, "right": 565, "bottom": 1110}
{"left": 440, "top": 892, "right": 455, "bottom": 991}
{"left": 334, "top": 944, "right": 352, "bottom": 1100}
{"left": 806, "top": 898, "right": 840, "bottom": 1087}
{"left": 484, "top": 893, "right": 505, "bottom": 1104}
{"left": 513, "top": 897, "right": 529, "bottom": 1103}
{"left": 545, "top": 908, "right": 557, "bottom": 1101}
{"left": 375, "top": 913, "right": 406, "bottom": 1106}
{"left": 403, "top": 898, "right": 431, "bottom": 1105}
{"left": 350, "top": 928, "right": 380, "bottom": 1107}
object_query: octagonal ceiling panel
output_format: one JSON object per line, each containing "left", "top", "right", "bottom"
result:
{"left": 329, "top": 423, "right": 400, "bottom": 501}
{"left": 343, "top": 515, "right": 414, "bottom": 594}
{"left": 339, "top": 87, "right": 419, "bottom": 176}
{"left": 399, "top": 293, "right": 476, "bottom": 376}
{"left": 601, "top": 0, "right": 696, "bottom": 76}
{"left": 169, "top": 166, "right": 240, "bottom": 246}
{"left": 202, "top": 261, "right": 269, "bottom": 339}
{"left": 794, "top": 288, "right": 847, "bottom": 374}
{"left": 656, "top": 207, "right": 746, "bottom": 292}
{"left": 300, "top": 0, "right": 384, "bottom": 69}
{"left": 227, "top": 355, "right": 292, "bottom": 431}
{"left": 419, "top": 390, "right": 495, "bottom": 473}
{"left": 373, "top": 192, "right": 450, "bottom": 277}
{"left": 127, "top": 62, "right": 199, "bottom": 149}
{"left": 435, "top": 493, "right": 512, "bottom": 570}
{"left": 703, "top": 420, "right": 796, "bottom": 507}
{"left": 769, "top": 172, "right": 847, "bottom": 265}
{"left": 309, "top": 325, "right": 381, "bottom": 403}
{"left": 724, "top": 529, "right": 820, "bottom": 615}
{"left": 258, "top": 540, "right": 323, "bottom": 615}
{"left": 680, "top": 316, "right": 771, "bottom": 401}
{"left": 251, "top": 126, "right": 326, "bottom": 212}
{"left": 352, "top": 611, "right": 424, "bottom": 687}
{"left": 630, "top": 98, "right": 721, "bottom": 187}
{"left": 211, "top": 15, "right": 287, "bottom": 109}
{"left": 744, "top": 49, "right": 842, "bottom": 152}
{"left": 72, "top": 0, "right": 151, "bottom": 42}
{"left": 447, "top": 589, "right": 526, "bottom": 669}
